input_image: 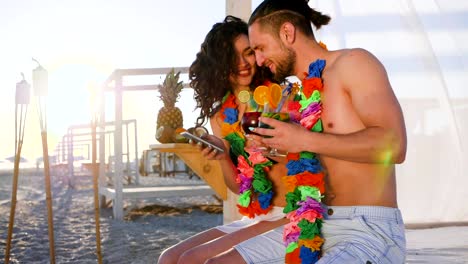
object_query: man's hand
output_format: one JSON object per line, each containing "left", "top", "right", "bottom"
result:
{"left": 245, "top": 133, "right": 267, "bottom": 150}
{"left": 253, "top": 117, "right": 311, "bottom": 154}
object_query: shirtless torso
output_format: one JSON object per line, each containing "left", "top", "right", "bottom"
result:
{"left": 248, "top": 47, "right": 407, "bottom": 210}
{"left": 319, "top": 49, "right": 399, "bottom": 208}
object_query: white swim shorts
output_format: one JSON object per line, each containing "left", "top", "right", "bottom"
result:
{"left": 234, "top": 206, "right": 406, "bottom": 264}
{"left": 215, "top": 206, "right": 285, "bottom": 234}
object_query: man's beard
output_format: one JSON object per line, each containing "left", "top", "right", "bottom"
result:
{"left": 273, "top": 46, "right": 296, "bottom": 82}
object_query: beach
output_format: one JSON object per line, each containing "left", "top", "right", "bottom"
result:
{"left": 1, "top": 170, "right": 467, "bottom": 264}
{"left": 0, "top": 170, "right": 222, "bottom": 264}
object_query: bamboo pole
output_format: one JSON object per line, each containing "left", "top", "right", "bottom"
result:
{"left": 33, "top": 60, "right": 56, "bottom": 263}
{"left": 41, "top": 131, "right": 56, "bottom": 264}
{"left": 6, "top": 85, "right": 29, "bottom": 263}
{"left": 4, "top": 141, "right": 23, "bottom": 264}
{"left": 92, "top": 118, "right": 103, "bottom": 263}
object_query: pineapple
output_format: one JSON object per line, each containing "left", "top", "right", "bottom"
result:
{"left": 156, "top": 69, "right": 184, "bottom": 143}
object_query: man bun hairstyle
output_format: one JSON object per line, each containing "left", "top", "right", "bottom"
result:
{"left": 249, "top": 0, "right": 331, "bottom": 38}
{"left": 309, "top": 5, "right": 331, "bottom": 30}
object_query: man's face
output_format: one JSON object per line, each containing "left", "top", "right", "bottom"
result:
{"left": 249, "top": 22, "right": 296, "bottom": 82}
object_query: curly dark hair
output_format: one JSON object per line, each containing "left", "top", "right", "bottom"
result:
{"left": 190, "top": 15, "right": 272, "bottom": 127}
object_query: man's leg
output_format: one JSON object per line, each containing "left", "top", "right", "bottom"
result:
{"left": 317, "top": 206, "right": 406, "bottom": 264}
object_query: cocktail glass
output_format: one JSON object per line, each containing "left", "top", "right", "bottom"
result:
{"left": 241, "top": 111, "right": 271, "bottom": 152}
{"left": 259, "top": 112, "right": 290, "bottom": 157}
{"left": 241, "top": 112, "right": 262, "bottom": 136}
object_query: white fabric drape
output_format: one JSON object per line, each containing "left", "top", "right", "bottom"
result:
{"left": 311, "top": 0, "right": 468, "bottom": 224}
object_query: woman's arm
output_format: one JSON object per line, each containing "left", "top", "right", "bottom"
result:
{"left": 205, "top": 115, "right": 240, "bottom": 194}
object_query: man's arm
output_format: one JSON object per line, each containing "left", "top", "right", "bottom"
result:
{"left": 257, "top": 49, "right": 407, "bottom": 164}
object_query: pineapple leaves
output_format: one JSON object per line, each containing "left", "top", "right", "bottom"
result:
{"left": 158, "top": 68, "right": 184, "bottom": 107}
{"left": 156, "top": 68, "right": 184, "bottom": 133}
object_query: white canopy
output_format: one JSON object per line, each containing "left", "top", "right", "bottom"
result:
{"left": 305, "top": 0, "right": 468, "bottom": 224}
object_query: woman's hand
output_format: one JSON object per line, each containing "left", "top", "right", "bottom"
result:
{"left": 253, "top": 117, "right": 310, "bottom": 154}
{"left": 190, "top": 134, "right": 228, "bottom": 160}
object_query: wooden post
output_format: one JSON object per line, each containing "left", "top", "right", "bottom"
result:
{"left": 41, "top": 131, "right": 56, "bottom": 264}
{"left": 4, "top": 141, "right": 23, "bottom": 264}
{"left": 113, "top": 73, "right": 124, "bottom": 220}
{"left": 67, "top": 130, "right": 74, "bottom": 188}
{"left": 224, "top": 0, "right": 251, "bottom": 224}
{"left": 226, "top": 0, "right": 252, "bottom": 22}
{"left": 224, "top": 190, "right": 243, "bottom": 224}
{"left": 91, "top": 118, "right": 103, "bottom": 263}
{"left": 98, "top": 85, "right": 107, "bottom": 208}
{"left": 134, "top": 121, "right": 140, "bottom": 184}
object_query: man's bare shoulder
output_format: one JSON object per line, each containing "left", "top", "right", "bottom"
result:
{"left": 332, "top": 48, "right": 381, "bottom": 69}
{"left": 331, "top": 48, "right": 389, "bottom": 90}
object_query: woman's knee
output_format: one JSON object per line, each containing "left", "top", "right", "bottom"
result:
{"left": 204, "top": 249, "right": 245, "bottom": 264}
{"left": 178, "top": 248, "right": 208, "bottom": 264}
{"left": 204, "top": 257, "right": 219, "bottom": 264}
{"left": 158, "top": 247, "right": 181, "bottom": 264}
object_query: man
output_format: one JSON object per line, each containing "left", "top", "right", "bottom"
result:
{"left": 243, "top": 0, "right": 408, "bottom": 263}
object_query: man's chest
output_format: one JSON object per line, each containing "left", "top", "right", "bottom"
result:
{"left": 320, "top": 81, "right": 365, "bottom": 134}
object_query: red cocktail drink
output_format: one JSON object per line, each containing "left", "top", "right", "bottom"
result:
{"left": 242, "top": 112, "right": 262, "bottom": 135}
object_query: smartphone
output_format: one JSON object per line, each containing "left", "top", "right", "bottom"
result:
{"left": 180, "top": 131, "right": 224, "bottom": 154}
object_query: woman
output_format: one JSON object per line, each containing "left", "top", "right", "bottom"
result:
{"left": 158, "top": 16, "right": 289, "bottom": 264}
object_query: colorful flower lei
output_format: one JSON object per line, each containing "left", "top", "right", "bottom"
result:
{"left": 283, "top": 59, "right": 326, "bottom": 264}
{"left": 220, "top": 93, "right": 275, "bottom": 217}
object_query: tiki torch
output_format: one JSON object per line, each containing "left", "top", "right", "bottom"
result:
{"left": 33, "top": 58, "right": 56, "bottom": 264}
{"left": 5, "top": 73, "right": 31, "bottom": 264}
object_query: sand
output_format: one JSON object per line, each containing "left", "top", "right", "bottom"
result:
{"left": 0, "top": 171, "right": 222, "bottom": 263}
{"left": 1, "top": 170, "right": 467, "bottom": 263}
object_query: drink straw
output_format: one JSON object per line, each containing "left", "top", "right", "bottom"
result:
{"left": 274, "top": 82, "right": 293, "bottom": 112}
{"left": 258, "top": 102, "right": 269, "bottom": 129}
{"left": 263, "top": 102, "right": 270, "bottom": 114}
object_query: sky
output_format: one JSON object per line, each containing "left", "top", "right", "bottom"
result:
{"left": 1, "top": 0, "right": 467, "bottom": 164}
{"left": 0, "top": 0, "right": 264, "bottom": 162}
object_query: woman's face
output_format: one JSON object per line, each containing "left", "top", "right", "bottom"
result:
{"left": 229, "top": 34, "right": 257, "bottom": 88}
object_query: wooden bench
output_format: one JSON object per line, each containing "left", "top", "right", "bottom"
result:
{"left": 99, "top": 185, "right": 214, "bottom": 199}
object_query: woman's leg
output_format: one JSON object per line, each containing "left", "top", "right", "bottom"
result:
{"left": 207, "top": 225, "right": 286, "bottom": 264}
{"left": 158, "top": 228, "right": 225, "bottom": 264}
{"left": 205, "top": 248, "right": 245, "bottom": 264}
{"left": 178, "top": 218, "right": 287, "bottom": 264}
